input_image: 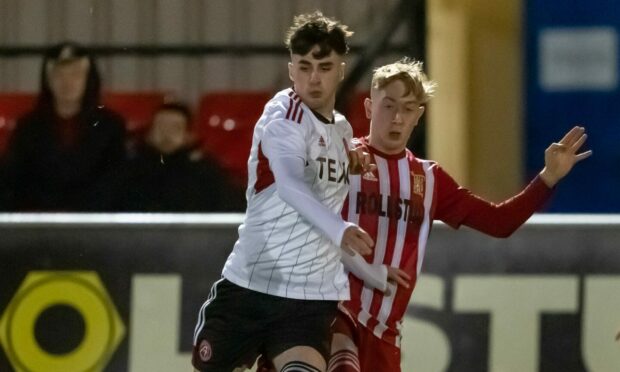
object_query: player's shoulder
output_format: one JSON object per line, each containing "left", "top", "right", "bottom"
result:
{"left": 333, "top": 111, "right": 350, "bottom": 127}
{"left": 263, "top": 88, "right": 305, "bottom": 124}
{"left": 406, "top": 150, "right": 441, "bottom": 172}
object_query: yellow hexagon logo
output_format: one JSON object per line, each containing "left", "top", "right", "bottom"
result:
{"left": 0, "top": 271, "right": 125, "bottom": 372}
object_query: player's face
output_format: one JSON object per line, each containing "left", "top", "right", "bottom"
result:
{"left": 367, "top": 79, "right": 425, "bottom": 154}
{"left": 288, "top": 46, "right": 345, "bottom": 118}
{"left": 47, "top": 58, "right": 89, "bottom": 107}
{"left": 148, "top": 110, "right": 190, "bottom": 154}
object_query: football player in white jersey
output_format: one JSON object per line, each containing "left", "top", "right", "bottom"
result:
{"left": 192, "top": 11, "right": 375, "bottom": 372}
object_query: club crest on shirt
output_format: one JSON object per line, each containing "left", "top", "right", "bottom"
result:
{"left": 199, "top": 339, "right": 212, "bottom": 362}
{"left": 411, "top": 172, "right": 425, "bottom": 197}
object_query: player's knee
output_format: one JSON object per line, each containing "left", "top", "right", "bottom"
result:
{"left": 330, "top": 333, "right": 357, "bottom": 354}
{"left": 280, "top": 360, "right": 322, "bottom": 372}
{"left": 327, "top": 349, "right": 360, "bottom": 372}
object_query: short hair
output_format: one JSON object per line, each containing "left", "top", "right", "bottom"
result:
{"left": 371, "top": 58, "right": 437, "bottom": 104}
{"left": 285, "top": 11, "right": 353, "bottom": 58}
{"left": 154, "top": 102, "right": 192, "bottom": 126}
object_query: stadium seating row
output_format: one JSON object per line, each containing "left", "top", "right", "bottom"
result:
{"left": 0, "top": 91, "right": 370, "bottom": 185}
{"left": 0, "top": 92, "right": 166, "bottom": 155}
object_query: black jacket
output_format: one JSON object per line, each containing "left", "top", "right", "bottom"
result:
{"left": 0, "top": 108, "right": 126, "bottom": 211}
{"left": 112, "top": 145, "right": 246, "bottom": 212}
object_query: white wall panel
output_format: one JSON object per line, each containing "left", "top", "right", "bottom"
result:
{"left": 202, "top": 0, "right": 234, "bottom": 43}
{"left": 65, "top": 0, "right": 95, "bottom": 42}
{"left": 0, "top": 0, "right": 18, "bottom": 42}
{"left": 155, "top": 0, "right": 185, "bottom": 96}
{"left": 107, "top": 0, "right": 140, "bottom": 90}
{"left": 0, "top": 0, "right": 403, "bottom": 100}
{"left": 13, "top": 0, "right": 50, "bottom": 43}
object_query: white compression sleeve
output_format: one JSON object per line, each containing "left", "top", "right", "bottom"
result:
{"left": 340, "top": 250, "right": 388, "bottom": 292}
{"left": 270, "top": 155, "right": 354, "bottom": 247}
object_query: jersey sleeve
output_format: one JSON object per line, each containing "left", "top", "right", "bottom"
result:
{"left": 341, "top": 250, "right": 388, "bottom": 292}
{"left": 433, "top": 164, "right": 553, "bottom": 237}
{"left": 261, "top": 118, "right": 307, "bottom": 162}
{"left": 342, "top": 119, "right": 355, "bottom": 151}
{"left": 262, "top": 118, "right": 353, "bottom": 247}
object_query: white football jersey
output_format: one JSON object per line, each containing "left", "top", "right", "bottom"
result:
{"left": 222, "top": 88, "right": 353, "bottom": 300}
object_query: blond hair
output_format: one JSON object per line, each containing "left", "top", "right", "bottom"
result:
{"left": 371, "top": 58, "right": 436, "bottom": 104}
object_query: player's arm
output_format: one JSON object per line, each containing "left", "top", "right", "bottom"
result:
{"left": 262, "top": 120, "right": 372, "bottom": 255}
{"left": 269, "top": 156, "right": 372, "bottom": 255}
{"left": 340, "top": 249, "right": 410, "bottom": 293}
{"left": 436, "top": 126, "right": 592, "bottom": 237}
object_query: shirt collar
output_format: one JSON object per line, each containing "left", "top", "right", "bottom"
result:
{"left": 310, "top": 109, "right": 335, "bottom": 124}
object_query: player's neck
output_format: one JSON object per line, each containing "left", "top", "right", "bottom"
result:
{"left": 310, "top": 109, "right": 334, "bottom": 124}
{"left": 312, "top": 106, "right": 333, "bottom": 122}
{"left": 367, "top": 136, "right": 406, "bottom": 156}
{"left": 310, "top": 95, "right": 335, "bottom": 122}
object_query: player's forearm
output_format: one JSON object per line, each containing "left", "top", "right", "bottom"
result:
{"left": 462, "top": 176, "right": 553, "bottom": 237}
{"left": 341, "top": 250, "right": 388, "bottom": 291}
{"left": 271, "top": 156, "right": 352, "bottom": 246}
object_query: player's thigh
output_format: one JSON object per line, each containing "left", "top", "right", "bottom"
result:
{"left": 330, "top": 309, "right": 358, "bottom": 351}
{"left": 328, "top": 311, "right": 361, "bottom": 372}
{"left": 272, "top": 345, "right": 325, "bottom": 372}
{"left": 192, "top": 279, "right": 264, "bottom": 371}
{"left": 357, "top": 327, "right": 401, "bottom": 372}
{"left": 192, "top": 316, "right": 261, "bottom": 371}
{"left": 264, "top": 299, "right": 338, "bottom": 371}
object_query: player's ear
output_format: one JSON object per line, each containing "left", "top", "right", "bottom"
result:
{"left": 418, "top": 105, "right": 426, "bottom": 118}
{"left": 364, "top": 97, "right": 372, "bottom": 119}
{"left": 288, "top": 62, "right": 294, "bottom": 82}
{"left": 413, "top": 105, "right": 426, "bottom": 127}
{"left": 339, "top": 62, "right": 346, "bottom": 81}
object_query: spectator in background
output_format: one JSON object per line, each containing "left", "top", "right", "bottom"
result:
{"left": 112, "top": 102, "right": 245, "bottom": 212}
{"left": 0, "top": 41, "right": 126, "bottom": 211}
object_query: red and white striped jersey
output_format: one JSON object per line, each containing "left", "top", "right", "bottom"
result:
{"left": 340, "top": 137, "right": 552, "bottom": 347}
{"left": 223, "top": 88, "right": 354, "bottom": 301}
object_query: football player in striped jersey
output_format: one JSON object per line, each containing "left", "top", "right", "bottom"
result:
{"left": 328, "top": 58, "right": 592, "bottom": 372}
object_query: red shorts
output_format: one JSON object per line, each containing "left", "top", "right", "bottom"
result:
{"left": 329, "top": 309, "right": 401, "bottom": 372}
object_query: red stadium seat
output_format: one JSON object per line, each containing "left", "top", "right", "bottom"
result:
{"left": 343, "top": 91, "right": 370, "bottom": 138}
{"left": 198, "top": 91, "right": 272, "bottom": 186}
{"left": 0, "top": 91, "right": 168, "bottom": 157}
{"left": 102, "top": 91, "right": 167, "bottom": 134}
{"left": 0, "top": 93, "right": 36, "bottom": 156}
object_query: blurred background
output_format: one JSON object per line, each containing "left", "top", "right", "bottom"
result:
{"left": 0, "top": 0, "right": 616, "bottom": 212}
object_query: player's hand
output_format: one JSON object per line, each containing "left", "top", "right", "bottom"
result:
{"left": 382, "top": 267, "right": 411, "bottom": 296}
{"left": 539, "top": 126, "right": 592, "bottom": 188}
{"left": 387, "top": 266, "right": 411, "bottom": 289}
{"left": 348, "top": 148, "right": 377, "bottom": 175}
{"left": 341, "top": 225, "right": 373, "bottom": 256}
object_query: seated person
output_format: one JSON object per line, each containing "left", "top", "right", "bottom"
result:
{"left": 0, "top": 41, "right": 126, "bottom": 211}
{"left": 112, "top": 102, "right": 245, "bottom": 212}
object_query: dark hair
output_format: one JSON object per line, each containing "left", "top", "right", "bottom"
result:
{"left": 36, "top": 41, "right": 101, "bottom": 115}
{"left": 284, "top": 11, "right": 353, "bottom": 58}
{"left": 154, "top": 102, "right": 193, "bottom": 127}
